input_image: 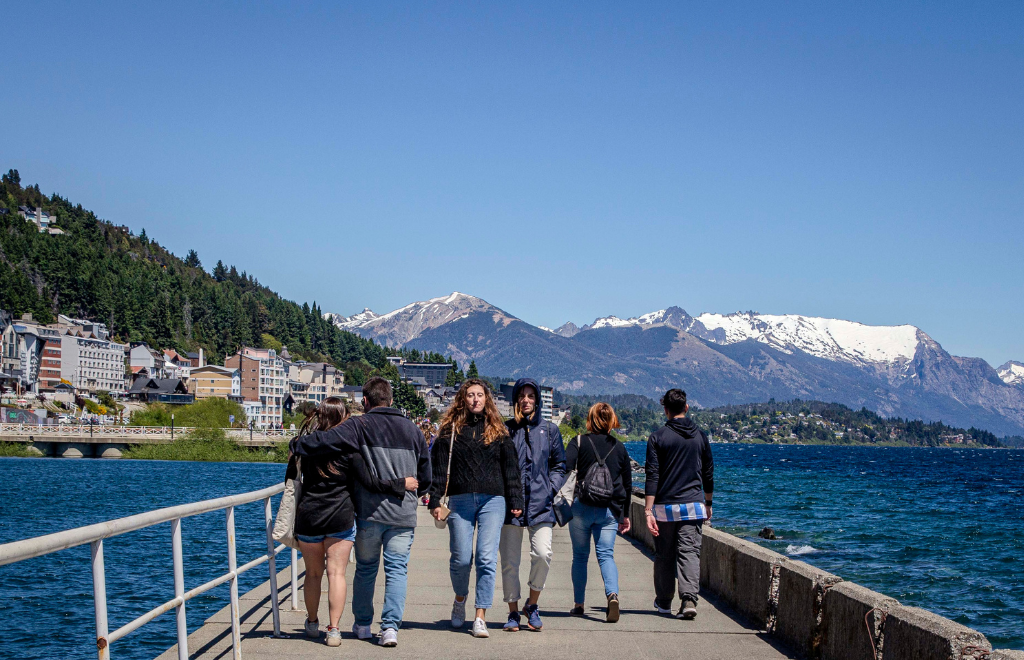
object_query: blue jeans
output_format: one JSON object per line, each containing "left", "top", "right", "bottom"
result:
{"left": 568, "top": 500, "right": 620, "bottom": 604}
{"left": 352, "top": 519, "right": 415, "bottom": 631}
{"left": 447, "top": 493, "right": 505, "bottom": 610}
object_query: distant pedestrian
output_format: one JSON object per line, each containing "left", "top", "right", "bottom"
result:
{"left": 499, "top": 378, "right": 565, "bottom": 632}
{"left": 644, "top": 388, "right": 714, "bottom": 620}
{"left": 291, "top": 381, "right": 431, "bottom": 648}
{"left": 289, "top": 397, "right": 418, "bottom": 647}
{"left": 429, "top": 379, "right": 524, "bottom": 638}
{"left": 564, "top": 403, "right": 632, "bottom": 622}
{"left": 419, "top": 419, "right": 435, "bottom": 505}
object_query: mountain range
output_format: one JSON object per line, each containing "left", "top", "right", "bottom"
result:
{"left": 327, "top": 293, "right": 1024, "bottom": 437}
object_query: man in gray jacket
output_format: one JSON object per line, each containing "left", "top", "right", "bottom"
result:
{"left": 290, "top": 377, "right": 431, "bottom": 647}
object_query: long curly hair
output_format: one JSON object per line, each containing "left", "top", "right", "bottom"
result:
{"left": 298, "top": 397, "right": 350, "bottom": 477}
{"left": 438, "top": 378, "right": 507, "bottom": 445}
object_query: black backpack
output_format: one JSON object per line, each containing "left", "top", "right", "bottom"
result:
{"left": 578, "top": 436, "right": 616, "bottom": 507}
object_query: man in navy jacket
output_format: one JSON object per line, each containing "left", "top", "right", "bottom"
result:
{"left": 499, "top": 378, "right": 566, "bottom": 632}
{"left": 644, "top": 388, "right": 714, "bottom": 621}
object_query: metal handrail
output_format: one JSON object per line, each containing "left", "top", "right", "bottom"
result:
{"left": 0, "top": 423, "right": 298, "bottom": 439}
{"left": 0, "top": 483, "right": 297, "bottom": 660}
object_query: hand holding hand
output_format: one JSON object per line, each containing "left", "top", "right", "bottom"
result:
{"left": 404, "top": 477, "right": 419, "bottom": 491}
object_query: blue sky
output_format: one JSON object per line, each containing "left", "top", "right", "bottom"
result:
{"left": 4, "top": 2, "right": 1022, "bottom": 366}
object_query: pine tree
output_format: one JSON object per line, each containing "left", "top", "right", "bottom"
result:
{"left": 184, "top": 249, "right": 202, "bottom": 269}
{"left": 467, "top": 360, "right": 479, "bottom": 379}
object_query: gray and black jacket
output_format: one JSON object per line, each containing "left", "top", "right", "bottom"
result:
{"left": 290, "top": 407, "right": 432, "bottom": 528}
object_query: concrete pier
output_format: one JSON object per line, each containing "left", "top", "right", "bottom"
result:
{"left": 157, "top": 504, "right": 796, "bottom": 660}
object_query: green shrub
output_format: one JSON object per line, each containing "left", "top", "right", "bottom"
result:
{"left": 122, "top": 428, "right": 288, "bottom": 463}
{"left": 129, "top": 398, "right": 246, "bottom": 428}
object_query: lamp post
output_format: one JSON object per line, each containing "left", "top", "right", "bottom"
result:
{"left": 171, "top": 413, "right": 175, "bottom": 441}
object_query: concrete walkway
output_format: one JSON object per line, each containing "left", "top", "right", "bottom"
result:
{"left": 158, "top": 506, "right": 795, "bottom": 659}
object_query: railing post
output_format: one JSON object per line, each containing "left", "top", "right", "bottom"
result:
{"left": 263, "top": 497, "right": 281, "bottom": 636}
{"left": 171, "top": 518, "right": 188, "bottom": 660}
{"left": 290, "top": 548, "right": 298, "bottom": 611}
{"left": 226, "top": 506, "right": 241, "bottom": 660}
{"left": 91, "top": 540, "right": 109, "bottom": 660}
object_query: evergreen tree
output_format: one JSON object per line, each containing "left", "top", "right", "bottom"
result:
{"left": 184, "top": 249, "right": 202, "bottom": 269}
{"left": 467, "top": 360, "right": 479, "bottom": 379}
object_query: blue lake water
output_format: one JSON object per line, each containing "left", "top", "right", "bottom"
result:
{"left": 1, "top": 444, "right": 1022, "bottom": 659}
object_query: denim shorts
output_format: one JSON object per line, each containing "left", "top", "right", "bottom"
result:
{"left": 296, "top": 525, "right": 356, "bottom": 544}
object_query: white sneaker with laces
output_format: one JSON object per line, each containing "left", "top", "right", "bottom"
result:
{"left": 379, "top": 628, "right": 398, "bottom": 647}
{"left": 471, "top": 617, "right": 489, "bottom": 638}
{"left": 450, "top": 598, "right": 467, "bottom": 628}
{"left": 352, "top": 623, "right": 372, "bottom": 640}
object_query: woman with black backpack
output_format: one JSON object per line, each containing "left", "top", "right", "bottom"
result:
{"left": 564, "top": 402, "right": 633, "bottom": 622}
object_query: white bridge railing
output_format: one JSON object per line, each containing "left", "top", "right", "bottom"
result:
{"left": 0, "top": 484, "right": 298, "bottom": 660}
{"left": 0, "top": 423, "right": 298, "bottom": 442}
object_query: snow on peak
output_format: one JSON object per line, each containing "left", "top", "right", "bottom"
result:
{"left": 325, "top": 308, "right": 380, "bottom": 329}
{"left": 998, "top": 361, "right": 1024, "bottom": 386}
{"left": 538, "top": 326, "right": 554, "bottom": 333}
{"left": 695, "top": 312, "right": 920, "bottom": 364}
{"left": 590, "top": 310, "right": 670, "bottom": 329}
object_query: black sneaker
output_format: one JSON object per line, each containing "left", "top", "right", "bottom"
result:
{"left": 570, "top": 605, "right": 585, "bottom": 616}
{"left": 679, "top": 600, "right": 697, "bottom": 620}
{"left": 606, "top": 593, "right": 620, "bottom": 623}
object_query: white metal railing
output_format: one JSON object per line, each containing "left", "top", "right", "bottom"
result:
{"left": 0, "top": 484, "right": 299, "bottom": 659}
{"left": 0, "top": 423, "right": 298, "bottom": 441}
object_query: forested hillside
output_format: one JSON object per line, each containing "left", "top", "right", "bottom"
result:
{"left": 0, "top": 169, "right": 448, "bottom": 378}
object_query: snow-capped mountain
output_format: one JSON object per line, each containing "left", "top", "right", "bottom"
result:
{"left": 327, "top": 292, "right": 515, "bottom": 347}
{"left": 325, "top": 292, "right": 1024, "bottom": 435}
{"left": 324, "top": 308, "right": 380, "bottom": 328}
{"left": 999, "top": 361, "right": 1024, "bottom": 387}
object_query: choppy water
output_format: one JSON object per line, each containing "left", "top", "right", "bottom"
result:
{"left": 1, "top": 445, "right": 1021, "bottom": 659}
{"left": 626, "top": 443, "right": 1024, "bottom": 650}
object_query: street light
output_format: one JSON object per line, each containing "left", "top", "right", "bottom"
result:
{"left": 171, "top": 413, "right": 175, "bottom": 441}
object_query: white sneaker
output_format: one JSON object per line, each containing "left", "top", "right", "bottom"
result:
{"left": 379, "top": 628, "right": 398, "bottom": 647}
{"left": 471, "top": 617, "right": 489, "bottom": 638}
{"left": 450, "top": 598, "right": 467, "bottom": 628}
{"left": 352, "top": 623, "right": 372, "bottom": 640}
{"left": 325, "top": 626, "right": 341, "bottom": 647}
{"left": 304, "top": 618, "right": 320, "bottom": 638}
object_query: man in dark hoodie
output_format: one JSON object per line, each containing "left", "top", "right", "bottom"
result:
{"left": 644, "top": 388, "right": 714, "bottom": 620}
{"left": 499, "top": 378, "right": 566, "bottom": 632}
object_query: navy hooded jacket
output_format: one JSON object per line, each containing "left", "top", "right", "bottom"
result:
{"left": 504, "top": 378, "right": 566, "bottom": 527}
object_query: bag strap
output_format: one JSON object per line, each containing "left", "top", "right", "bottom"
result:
{"left": 440, "top": 427, "right": 455, "bottom": 502}
{"left": 586, "top": 435, "right": 615, "bottom": 466}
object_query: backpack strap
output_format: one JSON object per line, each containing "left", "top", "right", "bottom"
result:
{"left": 586, "top": 435, "right": 615, "bottom": 466}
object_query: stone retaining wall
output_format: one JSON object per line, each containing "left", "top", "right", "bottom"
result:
{"left": 624, "top": 496, "right": 1014, "bottom": 660}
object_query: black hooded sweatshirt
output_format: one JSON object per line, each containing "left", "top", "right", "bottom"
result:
{"left": 644, "top": 417, "right": 715, "bottom": 505}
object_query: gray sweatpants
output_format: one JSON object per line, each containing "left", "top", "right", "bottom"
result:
{"left": 653, "top": 520, "right": 703, "bottom": 608}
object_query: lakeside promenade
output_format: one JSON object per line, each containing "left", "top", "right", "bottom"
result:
{"left": 158, "top": 504, "right": 795, "bottom": 660}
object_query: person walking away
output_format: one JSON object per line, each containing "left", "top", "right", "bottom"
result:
{"left": 499, "top": 378, "right": 565, "bottom": 632}
{"left": 564, "top": 403, "right": 632, "bottom": 622}
{"left": 291, "top": 379, "right": 432, "bottom": 648}
{"left": 428, "top": 379, "right": 524, "bottom": 638}
{"left": 291, "top": 397, "right": 418, "bottom": 647}
{"left": 419, "top": 419, "right": 435, "bottom": 505}
{"left": 644, "top": 388, "right": 714, "bottom": 620}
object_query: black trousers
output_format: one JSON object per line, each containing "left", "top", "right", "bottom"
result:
{"left": 653, "top": 519, "right": 703, "bottom": 607}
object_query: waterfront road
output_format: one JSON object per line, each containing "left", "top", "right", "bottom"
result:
{"left": 157, "top": 506, "right": 794, "bottom": 659}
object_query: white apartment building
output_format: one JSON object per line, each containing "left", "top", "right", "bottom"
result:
{"left": 61, "top": 335, "right": 128, "bottom": 393}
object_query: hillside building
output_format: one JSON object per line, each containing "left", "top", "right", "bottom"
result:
{"left": 226, "top": 347, "right": 285, "bottom": 428}
{"left": 188, "top": 365, "right": 241, "bottom": 401}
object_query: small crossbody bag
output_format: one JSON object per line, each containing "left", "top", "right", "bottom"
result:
{"left": 433, "top": 427, "right": 456, "bottom": 529}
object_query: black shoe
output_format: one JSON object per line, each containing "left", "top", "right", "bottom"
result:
{"left": 570, "top": 605, "right": 585, "bottom": 616}
{"left": 678, "top": 600, "right": 697, "bottom": 620}
{"left": 606, "top": 594, "right": 620, "bottom": 623}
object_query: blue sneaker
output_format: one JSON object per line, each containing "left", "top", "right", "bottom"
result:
{"left": 503, "top": 611, "right": 521, "bottom": 632}
{"left": 524, "top": 603, "right": 543, "bottom": 631}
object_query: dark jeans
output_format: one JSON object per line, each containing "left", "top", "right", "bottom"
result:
{"left": 653, "top": 520, "right": 703, "bottom": 607}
